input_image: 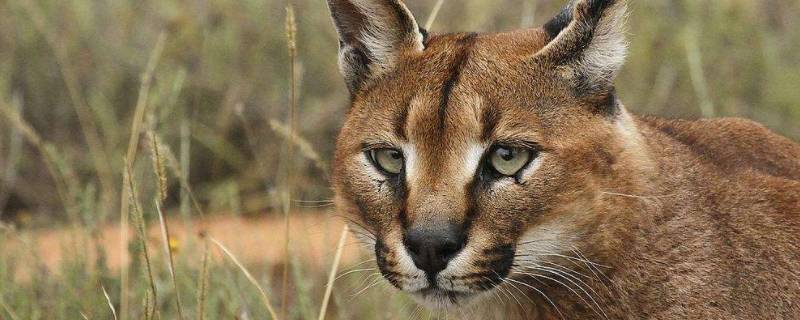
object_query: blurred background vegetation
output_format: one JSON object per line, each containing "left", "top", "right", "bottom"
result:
{"left": 0, "top": 0, "right": 798, "bottom": 319}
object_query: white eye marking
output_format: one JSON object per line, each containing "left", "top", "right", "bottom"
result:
{"left": 516, "top": 155, "right": 544, "bottom": 182}
{"left": 401, "top": 143, "right": 418, "bottom": 181}
{"left": 463, "top": 143, "right": 486, "bottom": 180}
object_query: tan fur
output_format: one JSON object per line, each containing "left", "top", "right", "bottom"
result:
{"left": 328, "top": 0, "right": 800, "bottom": 318}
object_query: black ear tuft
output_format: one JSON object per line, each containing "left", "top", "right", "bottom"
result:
{"left": 536, "top": 0, "right": 628, "bottom": 96}
{"left": 544, "top": 0, "right": 621, "bottom": 44}
{"left": 543, "top": 3, "right": 573, "bottom": 40}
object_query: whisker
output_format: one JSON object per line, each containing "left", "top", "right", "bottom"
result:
{"left": 296, "top": 203, "right": 336, "bottom": 208}
{"left": 492, "top": 272, "right": 525, "bottom": 311}
{"left": 539, "top": 260, "right": 592, "bottom": 279}
{"left": 571, "top": 246, "right": 613, "bottom": 282}
{"left": 347, "top": 229, "right": 377, "bottom": 241}
{"left": 350, "top": 274, "right": 387, "bottom": 300}
{"left": 348, "top": 272, "right": 383, "bottom": 298}
{"left": 524, "top": 265, "right": 601, "bottom": 298}
{"left": 332, "top": 214, "right": 377, "bottom": 237}
{"left": 292, "top": 199, "right": 335, "bottom": 203}
{"left": 600, "top": 190, "right": 676, "bottom": 201}
{"left": 334, "top": 267, "right": 376, "bottom": 282}
{"left": 529, "top": 265, "right": 607, "bottom": 318}
{"left": 515, "top": 257, "right": 593, "bottom": 281}
{"left": 515, "top": 251, "right": 609, "bottom": 269}
{"left": 348, "top": 257, "right": 377, "bottom": 268}
{"left": 482, "top": 276, "right": 509, "bottom": 308}
{"left": 504, "top": 276, "right": 566, "bottom": 320}
{"left": 517, "top": 269, "right": 607, "bottom": 320}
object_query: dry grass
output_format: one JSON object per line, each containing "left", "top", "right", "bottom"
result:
{"left": 318, "top": 225, "right": 349, "bottom": 320}
{"left": 118, "top": 32, "right": 167, "bottom": 320}
{"left": 210, "top": 236, "right": 280, "bottom": 319}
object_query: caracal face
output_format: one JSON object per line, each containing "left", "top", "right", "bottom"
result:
{"left": 329, "top": 0, "right": 633, "bottom": 311}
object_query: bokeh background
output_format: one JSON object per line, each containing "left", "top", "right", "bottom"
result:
{"left": 0, "top": 0, "right": 798, "bottom": 319}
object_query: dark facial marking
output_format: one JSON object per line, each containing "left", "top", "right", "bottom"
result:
{"left": 394, "top": 99, "right": 410, "bottom": 140}
{"left": 375, "top": 239, "right": 403, "bottom": 288}
{"left": 438, "top": 33, "right": 478, "bottom": 132}
{"left": 481, "top": 104, "right": 500, "bottom": 142}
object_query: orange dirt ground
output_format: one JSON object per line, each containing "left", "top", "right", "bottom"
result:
{"left": 1, "top": 211, "right": 365, "bottom": 279}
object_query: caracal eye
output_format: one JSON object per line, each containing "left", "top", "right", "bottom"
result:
{"left": 489, "top": 146, "right": 532, "bottom": 176}
{"left": 370, "top": 149, "right": 404, "bottom": 175}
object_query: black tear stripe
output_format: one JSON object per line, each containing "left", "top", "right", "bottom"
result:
{"left": 462, "top": 170, "right": 482, "bottom": 245}
{"left": 398, "top": 178, "right": 409, "bottom": 230}
{"left": 438, "top": 33, "right": 478, "bottom": 132}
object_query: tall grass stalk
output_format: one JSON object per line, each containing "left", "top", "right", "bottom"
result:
{"left": 0, "top": 296, "right": 21, "bottom": 320}
{"left": 281, "top": 4, "right": 299, "bottom": 319}
{"left": 209, "top": 237, "right": 279, "bottom": 319}
{"left": 119, "top": 32, "right": 167, "bottom": 320}
{"left": 520, "top": 0, "right": 538, "bottom": 27}
{"left": 154, "top": 135, "right": 207, "bottom": 221}
{"left": 102, "top": 285, "right": 119, "bottom": 320}
{"left": 268, "top": 119, "right": 328, "bottom": 174}
{"left": 685, "top": 32, "right": 715, "bottom": 117}
{"left": 0, "top": 94, "right": 23, "bottom": 219}
{"left": 318, "top": 225, "right": 349, "bottom": 320}
{"left": 150, "top": 132, "right": 185, "bottom": 319}
{"left": 142, "top": 290, "right": 153, "bottom": 320}
{"left": 155, "top": 200, "right": 184, "bottom": 320}
{"left": 179, "top": 120, "right": 192, "bottom": 221}
{"left": 425, "top": 0, "right": 447, "bottom": 30}
{"left": 150, "top": 130, "right": 185, "bottom": 318}
{"left": 124, "top": 164, "right": 159, "bottom": 320}
{"left": 16, "top": 0, "right": 115, "bottom": 215}
{"left": 196, "top": 241, "right": 210, "bottom": 320}
{"left": 0, "top": 99, "right": 77, "bottom": 223}
{"left": 149, "top": 133, "right": 168, "bottom": 203}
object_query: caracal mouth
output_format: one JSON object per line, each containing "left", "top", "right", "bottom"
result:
{"left": 410, "top": 287, "right": 481, "bottom": 310}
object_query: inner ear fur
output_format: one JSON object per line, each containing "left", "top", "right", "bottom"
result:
{"left": 536, "top": 0, "right": 628, "bottom": 97}
{"left": 327, "top": 0, "right": 425, "bottom": 93}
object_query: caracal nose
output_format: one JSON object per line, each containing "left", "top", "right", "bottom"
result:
{"left": 403, "top": 223, "right": 466, "bottom": 279}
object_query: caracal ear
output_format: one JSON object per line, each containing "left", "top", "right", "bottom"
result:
{"left": 536, "top": 0, "right": 628, "bottom": 96}
{"left": 327, "top": 0, "right": 426, "bottom": 93}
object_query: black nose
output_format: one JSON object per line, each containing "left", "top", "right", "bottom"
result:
{"left": 403, "top": 224, "right": 466, "bottom": 277}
